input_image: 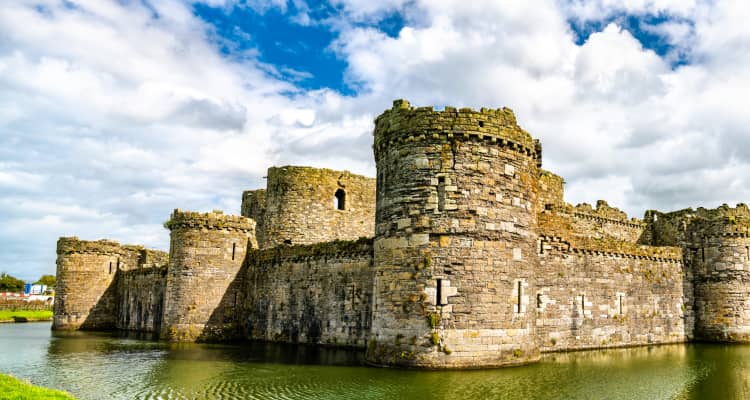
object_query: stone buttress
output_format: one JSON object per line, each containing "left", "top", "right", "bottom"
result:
{"left": 367, "top": 100, "right": 541, "bottom": 368}
{"left": 160, "top": 210, "right": 257, "bottom": 341}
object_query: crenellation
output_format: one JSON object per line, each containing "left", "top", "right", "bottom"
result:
{"left": 52, "top": 99, "right": 750, "bottom": 369}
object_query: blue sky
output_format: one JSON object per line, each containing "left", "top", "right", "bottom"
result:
{"left": 1, "top": 0, "right": 750, "bottom": 281}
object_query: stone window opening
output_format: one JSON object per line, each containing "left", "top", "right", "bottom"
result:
{"left": 536, "top": 293, "right": 543, "bottom": 309}
{"left": 478, "top": 121, "right": 484, "bottom": 128}
{"left": 539, "top": 240, "right": 544, "bottom": 254}
{"left": 619, "top": 295, "right": 624, "bottom": 315}
{"left": 116, "top": 258, "right": 120, "bottom": 271}
{"left": 437, "top": 177, "right": 446, "bottom": 212}
{"left": 334, "top": 189, "right": 346, "bottom": 210}
{"left": 702, "top": 247, "right": 705, "bottom": 263}
{"left": 283, "top": 239, "right": 292, "bottom": 245}
{"left": 746, "top": 246, "right": 749, "bottom": 262}
{"left": 580, "top": 295, "right": 585, "bottom": 314}
{"left": 516, "top": 281, "right": 523, "bottom": 313}
{"left": 232, "top": 243, "right": 236, "bottom": 260}
{"left": 109, "top": 262, "right": 112, "bottom": 274}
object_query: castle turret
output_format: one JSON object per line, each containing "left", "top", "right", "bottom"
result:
{"left": 366, "top": 100, "right": 541, "bottom": 368}
{"left": 687, "top": 205, "right": 750, "bottom": 341}
{"left": 161, "top": 210, "right": 257, "bottom": 341}
{"left": 53, "top": 237, "right": 136, "bottom": 330}
{"left": 256, "top": 166, "right": 375, "bottom": 248}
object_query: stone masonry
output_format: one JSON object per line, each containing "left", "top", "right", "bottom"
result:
{"left": 52, "top": 99, "right": 750, "bottom": 369}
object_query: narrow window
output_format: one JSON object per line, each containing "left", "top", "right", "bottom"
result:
{"left": 478, "top": 121, "right": 484, "bottom": 128}
{"left": 539, "top": 240, "right": 544, "bottom": 254}
{"left": 232, "top": 243, "right": 236, "bottom": 260}
{"left": 437, "top": 177, "right": 446, "bottom": 212}
{"left": 619, "top": 295, "right": 624, "bottom": 315}
{"left": 109, "top": 262, "right": 112, "bottom": 274}
{"left": 436, "top": 279, "right": 443, "bottom": 306}
{"left": 702, "top": 247, "right": 705, "bottom": 263}
{"left": 517, "top": 281, "right": 523, "bottom": 313}
{"left": 116, "top": 258, "right": 120, "bottom": 270}
{"left": 746, "top": 246, "right": 749, "bottom": 262}
{"left": 580, "top": 295, "right": 585, "bottom": 313}
{"left": 334, "top": 189, "right": 346, "bottom": 210}
{"left": 537, "top": 293, "right": 543, "bottom": 309}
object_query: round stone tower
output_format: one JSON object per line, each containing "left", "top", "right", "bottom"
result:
{"left": 53, "top": 237, "right": 129, "bottom": 330}
{"left": 161, "top": 210, "right": 257, "bottom": 342}
{"left": 366, "top": 100, "right": 542, "bottom": 368}
{"left": 690, "top": 204, "right": 750, "bottom": 342}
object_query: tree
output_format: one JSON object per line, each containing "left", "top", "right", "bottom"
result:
{"left": 0, "top": 272, "right": 24, "bottom": 292}
{"left": 35, "top": 275, "right": 56, "bottom": 287}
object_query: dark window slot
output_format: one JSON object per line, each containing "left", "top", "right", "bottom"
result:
{"left": 334, "top": 189, "right": 346, "bottom": 210}
{"left": 517, "top": 281, "right": 522, "bottom": 313}
{"left": 436, "top": 279, "right": 443, "bottom": 306}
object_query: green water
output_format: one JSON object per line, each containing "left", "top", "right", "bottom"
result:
{"left": 1, "top": 323, "right": 750, "bottom": 399}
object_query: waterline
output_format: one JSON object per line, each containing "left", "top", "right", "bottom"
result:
{"left": 1, "top": 323, "right": 749, "bottom": 399}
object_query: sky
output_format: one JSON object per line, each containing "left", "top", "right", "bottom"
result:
{"left": 2, "top": 0, "right": 750, "bottom": 281}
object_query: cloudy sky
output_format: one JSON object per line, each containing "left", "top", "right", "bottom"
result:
{"left": 2, "top": 0, "right": 749, "bottom": 281}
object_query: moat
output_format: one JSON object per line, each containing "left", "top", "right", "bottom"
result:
{"left": 2, "top": 323, "right": 749, "bottom": 399}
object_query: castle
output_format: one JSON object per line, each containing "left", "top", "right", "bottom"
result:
{"left": 53, "top": 100, "right": 750, "bottom": 369}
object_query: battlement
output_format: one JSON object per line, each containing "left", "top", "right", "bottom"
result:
{"left": 550, "top": 201, "right": 645, "bottom": 227}
{"left": 645, "top": 203, "right": 750, "bottom": 246}
{"left": 538, "top": 212, "right": 679, "bottom": 261}
{"left": 247, "top": 237, "right": 373, "bottom": 265}
{"left": 373, "top": 99, "right": 539, "bottom": 161}
{"left": 57, "top": 236, "right": 137, "bottom": 256}
{"left": 165, "top": 209, "right": 256, "bottom": 232}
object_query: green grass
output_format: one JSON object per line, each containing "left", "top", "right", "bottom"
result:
{"left": 0, "top": 310, "right": 53, "bottom": 322}
{"left": 0, "top": 374, "right": 76, "bottom": 400}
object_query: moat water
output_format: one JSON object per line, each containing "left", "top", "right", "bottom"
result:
{"left": 1, "top": 323, "right": 750, "bottom": 399}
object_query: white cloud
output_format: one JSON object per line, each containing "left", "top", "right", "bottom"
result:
{"left": 2, "top": 0, "right": 750, "bottom": 282}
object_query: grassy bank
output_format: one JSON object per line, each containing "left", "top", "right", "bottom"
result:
{"left": 0, "top": 310, "right": 53, "bottom": 322}
{"left": 0, "top": 374, "right": 76, "bottom": 400}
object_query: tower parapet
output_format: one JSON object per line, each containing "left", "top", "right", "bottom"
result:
{"left": 367, "top": 100, "right": 541, "bottom": 368}
{"left": 161, "top": 210, "right": 257, "bottom": 341}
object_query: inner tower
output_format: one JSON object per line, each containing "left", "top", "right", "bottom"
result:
{"left": 367, "top": 99, "right": 542, "bottom": 368}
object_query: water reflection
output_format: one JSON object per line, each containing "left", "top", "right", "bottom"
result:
{"left": 2, "top": 323, "right": 750, "bottom": 399}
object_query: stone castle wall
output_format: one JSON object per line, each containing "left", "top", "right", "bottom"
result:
{"left": 536, "top": 238, "right": 689, "bottom": 351}
{"left": 52, "top": 99, "right": 750, "bottom": 370}
{"left": 241, "top": 238, "right": 373, "bottom": 347}
{"left": 244, "top": 166, "right": 376, "bottom": 249}
{"left": 116, "top": 266, "right": 167, "bottom": 334}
